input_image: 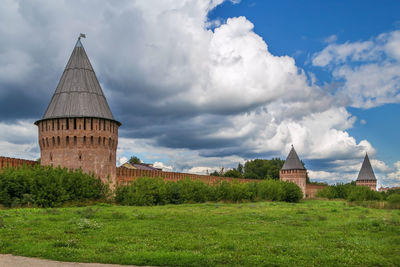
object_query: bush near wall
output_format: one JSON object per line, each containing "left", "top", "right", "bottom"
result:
{"left": 315, "top": 183, "right": 356, "bottom": 199}
{"left": 0, "top": 165, "right": 108, "bottom": 207}
{"left": 315, "top": 183, "right": 399, "bottom": 202}
{"left": 115, "top": 177, "right": 303, "bottom": 206}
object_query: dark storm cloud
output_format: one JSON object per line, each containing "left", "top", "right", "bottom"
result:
{"left": 0, "top": 0, "right": 381, "bottom": 187}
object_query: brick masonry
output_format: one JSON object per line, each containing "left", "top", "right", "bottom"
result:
{"left": 305, "top": 184, "right": 326, "bottom": 198}
{"left": 116, "top": 167, "right": 260, "bottom": 185}
{"left": 279, "top": 169, "right": 307, "bottom": 198}
{"left": 36, "top": 117, "right": 119, "bottom": 183}
{"left": 0, "top": 155, "right": 327, "bottom": 198}
{"left": 118, "top": 168, "right": 325, "bottom": 198}
{"left": 0, "top": 156, "right": 37, "bottom": 169}
{"left": 356, "top": 180, "right": 377, "bottom": 191}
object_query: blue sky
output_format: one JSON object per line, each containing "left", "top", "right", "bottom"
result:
{"left": 0, "top": 0, "right": 399, "bottom": 187}
{"left": 209, "top": 0, "right": 400, "bottom": 174}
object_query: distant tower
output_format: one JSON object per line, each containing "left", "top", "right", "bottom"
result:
{"left": 280, "top": 145, "right": 307, "bottom": 197}
{"left": 34, "top": 36, "right": 121, "bottom": 183}
{"left": 356, "top": 153, "right": 377, "bottom": 191}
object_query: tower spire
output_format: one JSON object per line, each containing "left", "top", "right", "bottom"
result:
{"left": 357, "top": 153, "right": 376, "bottom": 181}
{"left": 35, "top": 36, "right": 120, "bottom": 125}
{"left": 281, "top": 145, "right": 304, "bottom": 170}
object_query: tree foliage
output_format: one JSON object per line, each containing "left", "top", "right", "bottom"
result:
{"left": 243, "top": 158, "right": 284, "bottom": 180}
{"left": 115, "top": 177, "right": 303, "bottom": 205}
{"left": 316, "top": 182, "right": 386, "bottom": 202}
{"left": 0, "top": 165, "right": 108, "bottom": 207}
{"left": 223, "top": 169, "right": 242, "bottom": 178}
{"left": 128, "top": 156, "right": 141, "bottom": 164}
{"left": 210, "top": 158, "right": 286, "bottom": 180}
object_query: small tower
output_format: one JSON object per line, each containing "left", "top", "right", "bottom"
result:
{"left": 356, "top": 153, "right": 377, "bottom": 191}
{"left": 35, "top": 36, "right": 121, "bottom": 183}
{"left": 280, "top": 145, "right": 307, "bottom": 197}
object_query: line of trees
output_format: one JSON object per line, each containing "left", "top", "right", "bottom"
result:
{"left": 209, "top": 158, "right": 322, "bottom": 184}
{"left": 210, "top": 158, "right": 285, "bottom": 180}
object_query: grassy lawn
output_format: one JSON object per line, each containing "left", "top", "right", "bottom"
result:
{"left": 0, "top": 200, "right": 399, "bottom": 266}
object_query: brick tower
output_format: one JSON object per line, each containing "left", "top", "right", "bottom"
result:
{"left": 280, "top": 145, "right": 307, "bottom": 197}
{"left": 356, "top": 153, "right": 377, "bottom": 191}
{"left": 35, "top": 36, "right": 121, "bottom": 183}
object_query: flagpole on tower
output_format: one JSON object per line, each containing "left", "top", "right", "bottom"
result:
{"left": 78, "top": 33, "right": 86, "bottom": 41}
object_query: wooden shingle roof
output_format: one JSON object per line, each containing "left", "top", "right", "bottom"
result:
{"left": 36, "top": 38, "right": 120, "bottom": 125}
{"left": 357, "top": 153, "right": 377, "bottom": 181}
{"left": 281, "top": 146, "right": 305, "bottom": 170}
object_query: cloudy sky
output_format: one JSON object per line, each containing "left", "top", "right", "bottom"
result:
{"left": 1, "top": 0, "right": 400, "bottom": 187}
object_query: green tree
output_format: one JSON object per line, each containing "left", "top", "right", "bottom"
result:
{"left": 223, "top": 169, "right": 242, "bottom": 178}
{"left": 237, "top": 163, "right": 244, "bottom": 175}
{"left": 243, "top": 158, "right": 284, "bottom": 179}
{"left": 128, "top": 156, "right": 141, "bottom": 164}
{"left": 209, "top": 170, "right": 220, "bottom": 177}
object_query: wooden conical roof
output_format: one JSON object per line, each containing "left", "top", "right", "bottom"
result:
{"left": 356, "top": 153, "right": 377, "bottom": 181}
{"left": 282, "top": 146, "right": 305, "bottom": 170}
{"left": 36, "top": 38, "right": 119, "bottom": 125}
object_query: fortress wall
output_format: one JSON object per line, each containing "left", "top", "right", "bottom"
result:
{"left": 0, "top": 156, "right": 37, "bottom": 169}
{"left": 116, "top": 167, "right": 260, "bottom": 185}
{"left": 1, "top": 156, "right": 325, "bottom": 198}
{"left": 305, "top": 184, "right": 326, "bottom": 198}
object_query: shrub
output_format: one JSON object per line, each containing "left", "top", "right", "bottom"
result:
{"left": 165, "top": 181, "right": 184, "bottom": 204}
{"left": 257, "top": 180, "right": 285, "bottom": 201}
{"left": 115, "top": 177, "right": 303, "bottom": 205}
{"left": 0, "top": 165, "right": 107, "bottom": 207}
{"left": 115, "top": 177, "right": 166, "bottom": 206}
{"left": 347, "top": 186, "right": 382, "bottom": 202}
{"left": 387, "top": 193, "right": 400, "bottom": 204}
{"left": 281, "top": 181, "right": 303, "bottom": 203}
{"left": 316, "top": 183, "right": 355, "bottom": 199}
{"left": 177, "top": 179, "right": 209, "bottom": 203}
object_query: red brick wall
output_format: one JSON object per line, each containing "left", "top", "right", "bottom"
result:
{"left": 356, "top": 180, "right": 377, "bottom": 191}
{"left": 0, "top": 156, "right": 37, "bottom": 169}
{"left": 280, "top": 169, "right": 307, "bottom": 198}
{"left": 37, "top": 118, "right": 119, "bottom": 183}
{"left": 116, "top": 167, "right": 260, "bottom": 185}
{"left": 305, "top": 184, "right": 326, "bottom": 198}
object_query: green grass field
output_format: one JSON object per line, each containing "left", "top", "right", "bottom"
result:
{"left": 0, "top": 200, "right": 399, "bottom": 266}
